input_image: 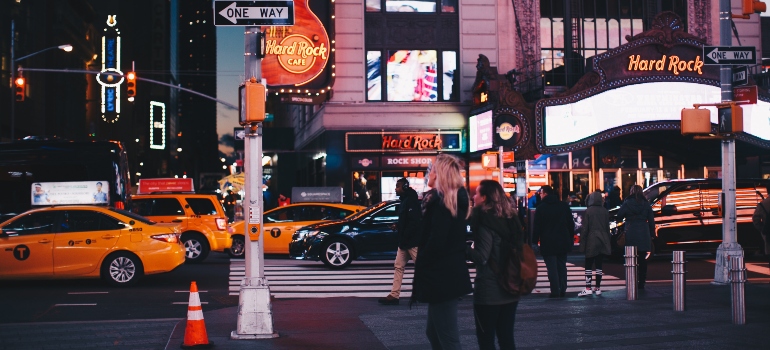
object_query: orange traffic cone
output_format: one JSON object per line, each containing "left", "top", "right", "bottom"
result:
{"left": 181, "top": 281, "right": 213, "bottom": 348}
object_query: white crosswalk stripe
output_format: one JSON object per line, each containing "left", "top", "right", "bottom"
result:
{"left": 228, "top": 259, "right": 626, "bottom": 298}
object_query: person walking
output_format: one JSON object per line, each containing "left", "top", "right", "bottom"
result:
{"left": 751, "top": 183, "right": 770, "bottom": 275}
{"left": 531, "top": 185, "right": 574, "bottom": 298}
{"left": 379, "top": 178, "right": 422, "bottom": 305}
{"left": 616, "top": 184, "right": 655, "bottom": 289}
{"left": 467, "top": 180, "right": 524, "bottom": 350}
{"left": 411, "top": 154, "right": 472, "bottom": 350}
{"left": 606, "top": 185, "right": 622, "bottom": 209}
{"left": 224, "top": 190, "right": 238, "bottom": 223}
{"left": 577, "top": 190, "right": 612, "bottom": 297}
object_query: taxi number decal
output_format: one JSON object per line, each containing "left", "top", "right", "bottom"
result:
{"left": 129, "top": 228, "right": 143, "bottom": 232}
{"left": 13, "top": 244, "right": 30, "bottom": 261}
{"left": 270, "top": 228, "right": 281, "bottom": 238}
{"left": 189, "top": 215, "right": 201, "bottom": 218}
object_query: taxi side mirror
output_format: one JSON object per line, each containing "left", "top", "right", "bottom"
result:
{"left": 661, "top": 204, "right": 678, "bottom": 215}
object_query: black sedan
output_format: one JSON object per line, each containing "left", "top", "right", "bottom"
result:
{"left": 289, "top": 200, "right": 474, "bottom": 268}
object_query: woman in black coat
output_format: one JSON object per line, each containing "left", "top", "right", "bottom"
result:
{"left": 616, "top": 184, "right": 655, "bottom": 289}
{"left": 412, "top": 154, "right": 473, "bottom": 350}
{"left": 467, "top": 180, "right": 523, "bottom": 350}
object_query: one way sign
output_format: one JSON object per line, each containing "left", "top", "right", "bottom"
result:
{"left": 703, "top": 46, "right": 756, "bottom": 65}
{"left": 213, "top": 1, "right": 295, "bottom": 26}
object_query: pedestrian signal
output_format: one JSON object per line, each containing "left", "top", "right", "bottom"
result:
{"left": 742, "top": 0, "right": 767, "bottom": 16}
{"left": 14, "top": 77, "right": 25, "bottom": 102}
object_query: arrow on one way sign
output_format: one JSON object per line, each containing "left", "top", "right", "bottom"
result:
{"left": 703, "top": 46, "right": 756, "bottom": 65}
{"left": 213, "top": 1, "right": 295, "bottom": 26}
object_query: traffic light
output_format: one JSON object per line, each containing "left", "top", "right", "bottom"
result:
{"left": 126, "top": 71, "right": 136, "bottom": 100}
{"left": 481, "top": 153, "right": 498, "bottom": 169}
{"left": 742, "top": 0, "right": 767, "bottom": 16}
{"left": 717, "top": 104, "right": 743, "bottom": 134}
{"left": 14, "top": 77, "right": 25, "bottom": 102}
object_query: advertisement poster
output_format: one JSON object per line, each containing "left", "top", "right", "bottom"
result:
{"left": 31, "top": 181, "right": 110, "bottom": 206}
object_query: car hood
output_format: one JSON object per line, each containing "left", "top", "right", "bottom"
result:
{"left": 300, "top": 219, "right": 347, "bottom": 232}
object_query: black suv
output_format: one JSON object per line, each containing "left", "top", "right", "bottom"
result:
{"left": 610, "top": 179, "right": 769, "bottom": 256}
{"left": 289, "top": 200, "right": 474, "bottom": 268}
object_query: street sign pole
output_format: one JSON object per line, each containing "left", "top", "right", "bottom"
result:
{"left": 231, "top": 25, "right": 278, "bottom": 340}
{"left": 713, "top": 0, "right": 742, "bottom": 290}
{"left": 498, "top": 146, "right": 504, "bottom": 185}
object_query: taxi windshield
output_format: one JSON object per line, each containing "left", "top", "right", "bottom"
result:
{"left": 347, "top": 201, "right": 391, "bottom": 221}
{"left": 109, "top": 208, "right": 156, "bottom": 225}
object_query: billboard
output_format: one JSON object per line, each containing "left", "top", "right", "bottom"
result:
{"left": 291, "top": 187, "right": 343, "bottom": 203}
{"left": 469, "top": 110, "right": 493, "bottom": 152}
{"left": 32, "top": 181, "right": 110, "bottom": 206}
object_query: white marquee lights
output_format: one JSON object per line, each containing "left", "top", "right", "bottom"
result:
{"left": 99, "top": 15, "right": 122, "bottom": 123}
{"left": 149, "top": 101, "right": 166, "bottom": 150}
{"left": 544, "top": 82, "right": 770, "bottom": 146}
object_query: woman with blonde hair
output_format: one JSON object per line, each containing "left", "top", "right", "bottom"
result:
{"left": 411, "top": 154, "right": 473, "bottom": 350}
{"left": 467, "top": 180, "right": 524, "bottom": 349}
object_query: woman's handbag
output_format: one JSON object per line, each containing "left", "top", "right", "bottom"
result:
{"left": 616, "top": 231, "right": 626, "bottom": 247}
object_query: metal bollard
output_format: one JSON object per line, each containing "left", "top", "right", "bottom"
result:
{"left": 729, "top": 256, "right": 746, "bottom": 325}
{"left": 624, "top": 246, "right": 637, "bottom": 300}
{"left": 672, "top": 251, "right": 686, "bottom": 311}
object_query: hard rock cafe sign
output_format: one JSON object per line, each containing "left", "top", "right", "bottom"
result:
{"left": 262, "top": 0, "right": 332, "bottom": 91}
{"left": 382, "top": 135, "right": 442, "bottom": 151}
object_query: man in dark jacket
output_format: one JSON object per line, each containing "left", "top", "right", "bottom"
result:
{"left": 379, "top": 178, "right": 422, "bottom": 305}
{"left": 532, "top": 185, "right": 575, "bottom": 297}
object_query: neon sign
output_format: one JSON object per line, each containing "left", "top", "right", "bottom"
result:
{"left": 382, "top": 135, "right": 442, "bottom": 151}
{"left": 627, "top": 55, "right": 704, "bottom": 75}
{"left": 266, "top": 34, "right": 328, "bottom": 74}
{"left": 99, "top": 15, "right": 122, "bottom": 123}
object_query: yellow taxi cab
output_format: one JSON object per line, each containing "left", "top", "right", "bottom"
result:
{"left": 228, "top": 203, "right": 364, "bottom": 257}
{"left": 131, "top": 193, "right": 232, "bottom": 263}
{"left": 0, "top": 206, "right": 186, "bottom": 286}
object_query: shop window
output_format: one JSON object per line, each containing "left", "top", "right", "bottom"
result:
{"left": 366, "top": 0, "right": 456, "bottom": 13}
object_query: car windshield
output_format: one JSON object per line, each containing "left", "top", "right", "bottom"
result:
{"left": 346, "top": 201, "right": 391, "bottom": 221}
{"left": 110, "top": 208, "right": 156, "bottom": 225}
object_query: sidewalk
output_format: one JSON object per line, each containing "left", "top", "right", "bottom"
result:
{"left": 167, "top": 281, "right": 770, "bottom": 350}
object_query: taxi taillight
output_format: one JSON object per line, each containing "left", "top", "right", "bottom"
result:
{"left": 151, "top": 233, "right": 180, "bottom": 243}
{"left": 115, "top": 201, "right": 125, "bottom": 210}
{"left": 215, "top": 218, "right": 227, "bottom": 231}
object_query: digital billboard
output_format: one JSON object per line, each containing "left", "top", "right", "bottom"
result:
{"left": 470, "top": 110, "right": 494, "bottom": 152}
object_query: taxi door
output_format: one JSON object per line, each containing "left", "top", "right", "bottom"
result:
{"left": 263, "top": 206, "right": 300, "bottom": 254}
{"left": 0, "top": 211, "right": 57, "bottom": 277}
{"left": 135, "top": 198, "right": 188, "bottom": 229}
{"left": 53, "top": 210, "right": 123, "bottom": 276}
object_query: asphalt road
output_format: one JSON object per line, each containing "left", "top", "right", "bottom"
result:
{"left": 0, "top": 251, "right": 767, "bottom": 325}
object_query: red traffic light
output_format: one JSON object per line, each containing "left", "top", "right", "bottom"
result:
{"left": 14, "top": 77, "right": 25, "bottom": 102}
{"left": 126, "top": 71, "right": 136, "bottom": 98}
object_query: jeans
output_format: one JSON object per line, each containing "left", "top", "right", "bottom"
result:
{"left": 426, "top": 298, "right": 461, "bottom": 350}
{"left": 474, "top": 302, "right": 519, "bottom": 350}
{"left": 543, "top": 254, "right": 568, "bottom": 295}
{"left": 389, "top": 247, "right": 418, "bottom": 298}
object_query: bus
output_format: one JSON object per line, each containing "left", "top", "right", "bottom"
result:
{"left": 0, "top": 140, "right": 131, "bottom": 217}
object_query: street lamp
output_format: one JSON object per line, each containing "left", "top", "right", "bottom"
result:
{"left": 9, "top": 20, "right": 73, "bottom": 141}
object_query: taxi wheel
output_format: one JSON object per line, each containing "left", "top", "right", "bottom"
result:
{"left": 101, "top": 252, "right": 143, "bottom": 287}
{"left": 321, "top": 238, "right": 353, "bottom": 269}
{"left": 182, "top": 233, "right": 210, "bottom": 263}
{"left": 227, "top": 235, "right": 245, "bottom": 259}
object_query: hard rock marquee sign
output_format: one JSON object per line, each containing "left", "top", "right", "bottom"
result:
{"left": 261, "top": 0, "right": 333, "bottom": 97}
{"left": 346, "top": 132, "right": 463, "bottom": 153}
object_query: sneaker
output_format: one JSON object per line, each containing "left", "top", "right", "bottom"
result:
{"left": 378, "top": 295, "right": 399, "bottom": 305}
{"left": 594, "top": 288, "right": 602, "bottom": 295}
{"left": 577, "top": 289, "right": 593, "bottom": 297}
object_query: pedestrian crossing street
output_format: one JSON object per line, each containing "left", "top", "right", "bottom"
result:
{"left": 228, "top": 259, "right": 626, "bottom": 298}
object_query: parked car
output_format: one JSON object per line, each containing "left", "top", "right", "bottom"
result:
{"left": 289, "top": 200, "right": 474, "bottom": 268}
{"left": 0, "top": 206, "right": 186, "bottom": 286}
{"left": 227, "top": 202, "right": 365, "bottom": 257}
{"left": 609, "top": 179, "right": 770, "bottom": 256}
{"left": 130, "top": 193, "right": 231, "bottom": 263}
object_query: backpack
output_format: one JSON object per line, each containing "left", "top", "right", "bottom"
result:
{"left": 488, "top": 217, "right": 538, "bottom": 296}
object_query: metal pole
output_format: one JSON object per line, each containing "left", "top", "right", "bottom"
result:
{"left": 624, "top": 245, "right": 637, "bottom": 300}
{"left": 498, "top": 145, "right": 504, "bottom": 185}
{"left": 672, "top": 251, "right": 686, "bottom": 311}
{"left": 9, "top": 19, "right": 14, "bottom": 142}
{"left": 729, "top": 256, "right": 746, "bottom": 324}
{"left": 713, "top": 0, "right": 743, "bottom": 285}
{"left": 232, "top": 25, "right": 277, "bottom": 340}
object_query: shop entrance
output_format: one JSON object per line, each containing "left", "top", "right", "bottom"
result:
{"left": 548, "top": 171, "right": 591, "bottom": 206}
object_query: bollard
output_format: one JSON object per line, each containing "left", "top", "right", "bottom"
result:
{"left": 729, "top": 256, "right": 746, "bottom": 325}
{"left": 624, "top": 246, "right": 637, "bottom": 300}
{"left": 672, "top": 251, "right": 686, "bottom": 311}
